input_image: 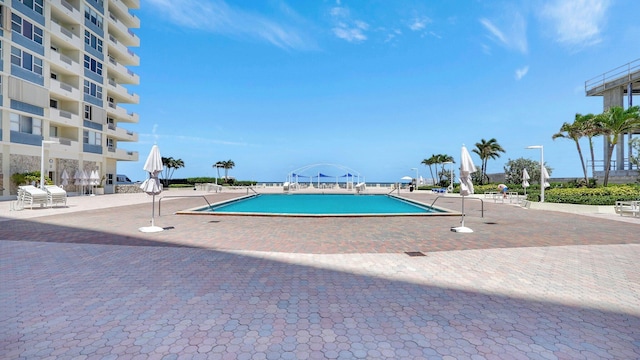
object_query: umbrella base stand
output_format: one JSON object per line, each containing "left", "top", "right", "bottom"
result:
{"left": 139, "top": 226, "right": 164, "bottom": 233}
{"left": 451, "top": 226, "right": 473, "bottom": 233}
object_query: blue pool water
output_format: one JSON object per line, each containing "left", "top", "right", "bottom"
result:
{"left": 197, "top": 194, "right": 446, "bottom": 216}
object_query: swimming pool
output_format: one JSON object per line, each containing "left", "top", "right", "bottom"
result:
{"left": 184, "top": 194, "right": 453, "bottom": 217}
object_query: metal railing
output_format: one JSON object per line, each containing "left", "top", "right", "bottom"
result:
{"left": 585, "top": 58, "right": 640, "bottom": 94}
{"left": 158, "top": 195, "right": 213, "bottom": 216}
{"left": 431, "top": 196, "right": 484, "bottom": 218}
{"left": 587, "top": 159, "right": 638, "bottom": 171}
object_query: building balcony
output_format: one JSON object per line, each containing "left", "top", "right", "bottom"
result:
{"left": 49, "top": 108, "right": 81, "bottom": 127}
{"left": 106, "top": 147, "right": 139, "bottom": 161}
{"left": 107, "top": 14, "right": 140, "bottom": 47}
{"left": 107, "top": 102, "right": 139, "bottom": 123}
{"left": 107, "top": 125, "right": 138, "bottom": 142}
{"left": 107, "top": 36, "right": 140, "bottom": 66}
{"left": 49, "top": 78, "right": 81, "bottom": 100}
{"left": 106, "top": 56, "right": 140, "bottom": 84}
{"left": 49, "top": 137, "right": 80, "bottom": 157}
{"left": 120, "top": 0, "right": 140, "bottom": 10}
{"left": 49, "top": 50, "right": 81, "bottom": 74}
{"left": 50, "top": 21, "right": 82, "bottom": 50}
{"left": 50, "top": 0, "right": 82, "bottom": 24}
{"left": 107, "top": 79, "right": 139, "bottom": 104}
{"left": 109, "top": 0, "right": 140, "bottom": 28}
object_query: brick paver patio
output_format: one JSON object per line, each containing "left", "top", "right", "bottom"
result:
{"left": 1, "top": 190, "right": 639, "bottom": 359}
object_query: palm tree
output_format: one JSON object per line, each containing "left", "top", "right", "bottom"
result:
{"left": 435, "top": 154, "right": 454, "bottom": 186}
{"left": 472, "top": 138, "right": 505, "bottom": 184}
{"left": 596, "top": 106, "right": 640, "bottom": 186}
{"left": 161, "top": 157, "right": 185, "bottom": 187}
{"left": 576, "top": 113, "right": 598, "bottom": 179}
{"left": 552, "top": 115, "right": 588, "bottom": 185}
{"left": 421, "top": 155, "right": 438, "bottom": 185}
{"left": 222, "top": 159, "right": 235, "bottom": 182}
{"left": 212, "top": 161, "right": 225, "bottom": 183}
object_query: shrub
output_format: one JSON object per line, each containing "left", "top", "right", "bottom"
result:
{"left": 11, "top": 171, "right": 51, "bottom": 187}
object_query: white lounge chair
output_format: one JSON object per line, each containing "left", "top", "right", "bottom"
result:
{"left": 45, "top": 185, "right": 67, "bottom": 207}
{"left": 18, "top": 185, "right": 49, "bottom": 209}
{"left": 614, "top": 201, "right": 640, "bottom": 217}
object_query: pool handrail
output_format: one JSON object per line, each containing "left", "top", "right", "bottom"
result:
{"left": 158, "top": 195, "right": 213, "bottom": 216}
{"left": 431, "top": 195, "right": 484, "bottom": 218}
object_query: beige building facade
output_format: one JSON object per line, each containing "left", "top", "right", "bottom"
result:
{"left": 0, "top": 0, "right": 140, "bottom": 197}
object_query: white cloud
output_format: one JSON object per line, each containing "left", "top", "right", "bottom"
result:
{"left": 479, "top": 13, "right": 528, "bottom": 54}
{"left": 145, "top": 0, "right": 313, "bottom": 50}
{"left": 515, "top": 66, "right": 529, "bottom": 80}
{"left": 329, "top": 5, "right": 369, "bottom": 43}
{"left": 540, "top": 0, "right": 610, "bottom": 48}
{"left": 409, "top": 17, "right": 431, "bottom": 31}
{"left": 480, "top": 18, "right": 507, "bottom": 44}
{"left": 384, "top": 29, "right": 402, "bottom": 43}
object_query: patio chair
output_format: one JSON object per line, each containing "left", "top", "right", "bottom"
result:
{"left": 45, "top": 185, "right": 67, "bottom": 207}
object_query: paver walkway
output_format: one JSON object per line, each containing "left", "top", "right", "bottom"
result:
{"left": 1, "top": 189, "right": 639, "bottom": 359}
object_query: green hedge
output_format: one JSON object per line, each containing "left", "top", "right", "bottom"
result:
{"left": 544, "top": 185, "right": 640, "bottom": 205}
{"left": 422, "top": 183, "right": 639, "bottom": 205}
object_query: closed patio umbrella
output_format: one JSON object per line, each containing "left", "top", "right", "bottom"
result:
{"left": 522, "top": 168, "right": 530, "bottom": 195}
{"left": 542, "top": 166, "right": 551, "bottom": 188}
{"left": 81, "top": 170, "right": 90, "bottom": 195}
{"left": 139, "top": 144, "right": 164, "bottom": 232}
{"left": 60, "top": 169, "right": 69, "bottom": 189}
{"left": 90, "top": 170, "right": 100, "bottom": 196}
{"left": 452, "top": 145, "right": 477, "bottom": 233}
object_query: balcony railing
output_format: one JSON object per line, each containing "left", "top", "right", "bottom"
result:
{"left": 585, "top": 58, "right": 640, "bottom": 95}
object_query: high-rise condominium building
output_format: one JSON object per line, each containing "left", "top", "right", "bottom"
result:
{"left": 0, "top": 0, "right": 140, "bottom": 197}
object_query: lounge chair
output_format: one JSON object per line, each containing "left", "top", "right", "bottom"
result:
{"left": 45, "top": 185, "right": 67, "bottom": 207}
{"left": 614, "top": 201, "right": 640, "bottom": 217}
{"left": 18, "top": 185, "right": 50, "bottom": 209}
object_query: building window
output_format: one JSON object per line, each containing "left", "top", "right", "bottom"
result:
{"left": 84, "top": 7, "right": 103, "bottom": 29}
{"left": 84, "top": 30, "right": 103, "bottom": 53}
{"left": 50, "top": 125, "right": 59, "bottom": 137}
{"left": 83, "top": 55, "right": 103, "bottom": 76}
{"left": 10, "top": 113, "right": 42, "bottom": 135}
{"left": 83, "top": 80, "right": 103, "bottom": 99}
{"left": 11, "top": 46, "right": 43, "bottom": 75}
{"left": 17, "top": 0, "right": 44, "bottom": 15}
{"left": 84, "top": 104, "right": 93, "bottom": 121}
{"left": 83, "top": 130, "right": 102, "bottom": 146}
{"left": 50, "top": 99, "right": 58, "bottom": 109}
{"left": 11, "top": 13, "right": 44, "bottom": 45}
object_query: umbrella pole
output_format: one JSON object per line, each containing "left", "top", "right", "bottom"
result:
{"left": 151, "top": 194, "right": 155, "bottom": 227}
{"left": 460, "top": 196, "right": 465, "bottom": 227}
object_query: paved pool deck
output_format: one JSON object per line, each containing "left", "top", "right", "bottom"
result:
{"left": 1, "top": 188, "right": 639, "bottom": 359}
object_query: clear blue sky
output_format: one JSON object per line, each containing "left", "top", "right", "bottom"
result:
{"left": 118, "top": 0, "right": 639, "bottom": 182}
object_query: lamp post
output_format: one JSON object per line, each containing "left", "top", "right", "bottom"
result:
{"left": 410, "top": 167, "right": 418, "bottom": 188}
{"left": 40, "top": 139, "right": 58, "bottom": 190}
{"left": 526, "top": 145, "right": 544, "bottom": 203}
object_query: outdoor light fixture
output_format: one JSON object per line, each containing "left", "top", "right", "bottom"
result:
{"left": 41, "top": 139, "right": 59, "bottom": 190}
{"left": 525, "top": 145, "right": 544, "bottom": 203}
